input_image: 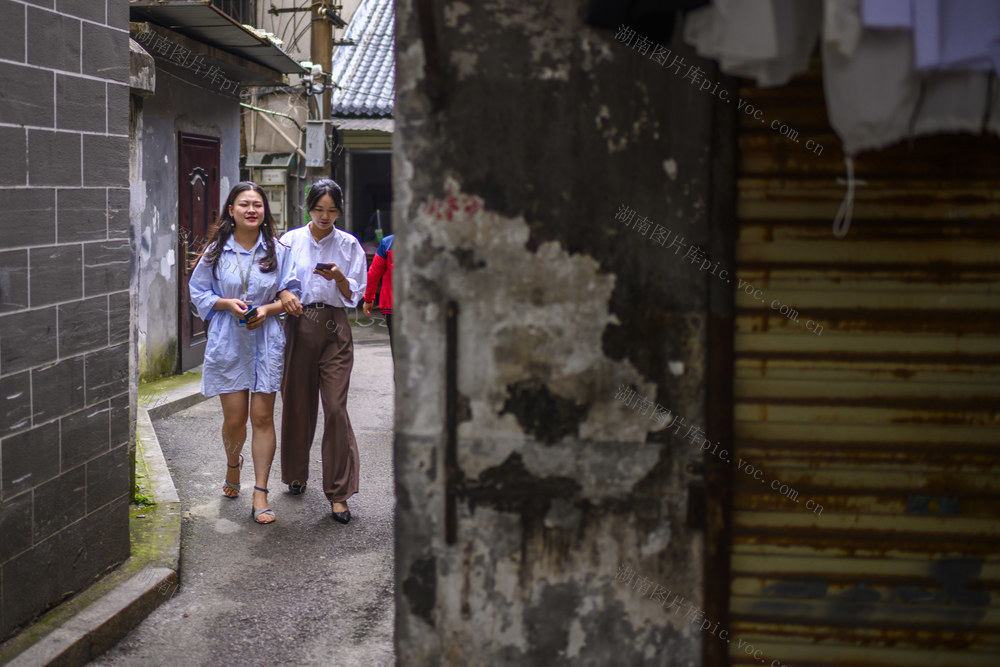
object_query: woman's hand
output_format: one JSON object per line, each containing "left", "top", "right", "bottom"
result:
{"left": 246, "top": 302, "right": 282, "bottom": 331}
{"left": 362, "top": 300, "right": 374, "bottom": 316}
{"left": 245, "top": 306, "right": 266, "bottom": 330}
{"left": 278, "top": 289, "right": 302, "bottom": 316}
{"left": 214, "top": 298, "right": 249, "bottom": 318}
{"left": 314, "top": 263, "right": 351, "bottom": 298}
{"left": 313, "top": 263, "right": 346, "bottom": 283}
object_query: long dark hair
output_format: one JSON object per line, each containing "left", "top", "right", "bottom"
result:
{"left": 194, "top": 182, "right": 279, "bottom": 278}
{"left": 306, "top": 178, "right": 344, "bottom": 216}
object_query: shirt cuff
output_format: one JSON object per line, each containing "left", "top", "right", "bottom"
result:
{"left": 345, "top": 279, "right": 364, "bottom": 307}
{"left": 196, "top": 294, "right": 220, "bottom": 322}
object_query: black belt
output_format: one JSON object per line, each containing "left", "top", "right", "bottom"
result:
{"left": 303, "top": 302, "right": 341, "bottom": 309}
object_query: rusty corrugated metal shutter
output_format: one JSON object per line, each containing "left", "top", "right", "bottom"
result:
{"left": 341, "top": 130, "right": 392, "bottom": 150}
{"left": 730, "top": 63, "right": 1000, "bottom": 666}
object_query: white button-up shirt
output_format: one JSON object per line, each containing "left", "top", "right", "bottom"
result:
{"left": 280, "top": 224, "right": 367, "bottom": 308}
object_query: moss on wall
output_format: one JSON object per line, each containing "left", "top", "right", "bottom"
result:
{"left": 138, "top": 339, "right": 177, "bottom": 382}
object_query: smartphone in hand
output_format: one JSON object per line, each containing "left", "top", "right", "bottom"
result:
{"left": 238, "top": 304, "right": 258, "bottom": 326}
{"left": 315, "top": 262, "right": 333, "bottom": 270}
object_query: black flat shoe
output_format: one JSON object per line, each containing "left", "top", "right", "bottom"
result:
{"left": 288, "top": 483, "right": 306, "bottom": 495}
{"left": 332, "top": 502, "right": 351, "bottom": 524}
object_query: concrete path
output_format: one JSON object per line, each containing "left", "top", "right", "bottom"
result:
{"left": 92, "top": 339, "right": 396, "bottom": 667}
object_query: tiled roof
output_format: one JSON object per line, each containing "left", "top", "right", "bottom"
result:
{"left": 330, "top": 0, "right": 394, "bottom": 118}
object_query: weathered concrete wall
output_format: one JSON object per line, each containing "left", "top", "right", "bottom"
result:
{"left": 394, "top": 1, "right": 735, "bottom": 664}
{"left": 133, "top": 73, "right": 240, "bottom": 379}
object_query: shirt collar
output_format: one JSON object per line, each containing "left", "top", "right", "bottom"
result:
{"left": 225, "top": 231, "right": 266, "bottom": 254}
{"left": 308, "top": 224, "right": 343, "bottom": 245}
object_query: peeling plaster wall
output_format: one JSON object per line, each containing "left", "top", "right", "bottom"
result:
{"left": 133, "top": 74, "right": 240, "bottom": 379}
{"left": 394, "top": 1, "right": 736, "bottom": 664}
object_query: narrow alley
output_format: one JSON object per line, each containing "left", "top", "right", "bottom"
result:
{"left": 92, "top": 335, "right": 395, "bottom": 667}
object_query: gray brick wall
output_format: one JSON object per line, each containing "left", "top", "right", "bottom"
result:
{"left": 0, "top": 0, "right": 131, "bottom": 639}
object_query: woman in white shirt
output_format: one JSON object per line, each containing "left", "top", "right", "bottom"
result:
{"left": 277, "top": 179, "right": 367, "bottom": 524}
{"left": 189, "top": 182, "right": 300, "bottom": 525}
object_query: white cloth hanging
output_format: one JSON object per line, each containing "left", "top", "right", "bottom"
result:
{"left": 824, "top": 0, "right": 863, "bottom": 58}
{"left": 822, "top": 29, "right": 920, "bottom": 155}
{"left": 826, "top": 2, "right": 1000, "bottom": 235}
{"left": 823, "top": 27, "right": 1000, "bottom": 156}
{"left": 683, "top": 0, "right": 822, "bottom": 87}
{"left": 684, "top": 0, "right": 1000, "bottom": 235}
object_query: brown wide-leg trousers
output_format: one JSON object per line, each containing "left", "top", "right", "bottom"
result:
{"left": 281, "top": 307, "right": 359, "bottom": 503}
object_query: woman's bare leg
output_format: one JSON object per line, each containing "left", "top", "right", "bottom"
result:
{"left": 249, "top": 391, "right": 277, "bottom": 522}
{"left": 219, "top": 391, "right": 250, "bottom": 497}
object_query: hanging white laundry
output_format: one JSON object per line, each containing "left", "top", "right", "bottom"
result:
{"left": 684, "top": 0, "right": 1000, "bottom": 155}
{"left": 913, "top": 71, "right": 999, "bottom": 136}
{"left": 683, "top": 0, "right": 822, "bottom": 87}
{"left": 822, "top": 30, "right": 919, "bottom": 155}
{"left": 824, "top": 30, "right": 1000, "bottom": 235}
{"left": 824, "top": 28, "right": 1000, "bottom": 155}
{"left": 860, "top": 0, "right": 912, "bottom": 29}
{"left": 824, "top": 0, "right": 863, "bottom": 58}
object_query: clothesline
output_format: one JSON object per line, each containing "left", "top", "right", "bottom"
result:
{"left": 331, "top": 84, "right": 395, "bottom": 102}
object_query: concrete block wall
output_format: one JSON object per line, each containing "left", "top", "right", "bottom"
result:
{"left": 0, "top": 0, "right": 132, "bottom": 640}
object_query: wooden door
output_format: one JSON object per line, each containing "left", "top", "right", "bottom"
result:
{"left": 178, "top": 133, "right": 220, "bottom": 371}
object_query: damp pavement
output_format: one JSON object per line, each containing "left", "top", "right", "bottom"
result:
{"left": 91, "top": 330, "right": 396, "bottom": 667}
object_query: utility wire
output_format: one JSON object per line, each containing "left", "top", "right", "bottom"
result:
{"left": 330, "top": 84, "right": 394, "bottom": 102}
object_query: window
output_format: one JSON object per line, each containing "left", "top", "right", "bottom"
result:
{"left": 211, "top": 0, "right": 254, "bottom": 25}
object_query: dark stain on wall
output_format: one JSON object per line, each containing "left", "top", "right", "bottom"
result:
{"left": 500, "top": 379, "right": 589, "bottom": 444}
{"left": 403, "top": 556, "right": 438, "bottom": 627}
{"left": 459, "top": 452, "right": 581, "bottom": 516}
{"left": 523, "top": 583, "right": 580, "bottom": 662}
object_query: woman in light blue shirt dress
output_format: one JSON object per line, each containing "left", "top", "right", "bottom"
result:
{"left": 189, "top": 182, "right": 300, "bottom": 524}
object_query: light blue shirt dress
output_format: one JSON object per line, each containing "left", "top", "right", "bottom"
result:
{"left": 188, "top": 233, "right": 300, "bottom": 397}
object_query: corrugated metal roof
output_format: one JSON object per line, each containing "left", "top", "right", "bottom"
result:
{"left": 130, "top": 1, "right": 304, "bottom": 74}
{"left": 329, "top": 0, "right": 394, "bottom": 118}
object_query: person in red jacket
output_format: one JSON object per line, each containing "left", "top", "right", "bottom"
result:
{"left": 362, "top": 234, "right": 394, "bottom": 354}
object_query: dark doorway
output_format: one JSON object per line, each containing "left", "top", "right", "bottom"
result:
{"left": 178, "top": 133, "right": 220, "bottom": 371}
{"left": 350, "top": 151, "right": 392, "bottom": 254}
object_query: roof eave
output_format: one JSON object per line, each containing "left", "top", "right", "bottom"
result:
{"left": 129, "top": 1, "right": 305, "bottom": 76}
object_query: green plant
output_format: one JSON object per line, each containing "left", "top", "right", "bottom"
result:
{"left": 132, "top": 484, "right": 156, "bottom": 506}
